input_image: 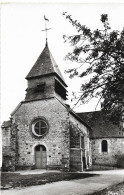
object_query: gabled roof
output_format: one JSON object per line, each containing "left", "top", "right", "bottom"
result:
{"left": 53, "top": 100, "right": 91, "bottom": 129}
{"left": 26, "top": 41, "right": 67, "bottom": 87}
{"left": 77, "top": 111, "right": 121, "bottom": 138}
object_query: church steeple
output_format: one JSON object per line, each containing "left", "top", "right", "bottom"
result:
{"left": 26, "top": 41, "right": 67, "bottom": 87}
{"left": 25, "top": 40, "right": 68, "bottom": 102}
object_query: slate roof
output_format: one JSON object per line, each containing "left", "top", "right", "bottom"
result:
{"left": 26, "top": 41, "right": 67, "bottom": 87}
{"left": 77, "top": 111, "right": 122, "bottom": 138}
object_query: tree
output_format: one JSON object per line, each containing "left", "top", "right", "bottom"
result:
{"left": 63, "top": 12, "right": 124, "bottom": 125}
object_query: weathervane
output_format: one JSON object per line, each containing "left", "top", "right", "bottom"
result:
{"left": 42, "top": 16, "right": 51, "bottom": 41}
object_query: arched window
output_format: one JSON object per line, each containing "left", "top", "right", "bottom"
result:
{"left": 101, "top": 140, "right": 108, "bottom": 152}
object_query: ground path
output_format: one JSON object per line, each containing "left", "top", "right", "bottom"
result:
{"left": 1, "top": 170, "right": 124, "bottom": 195}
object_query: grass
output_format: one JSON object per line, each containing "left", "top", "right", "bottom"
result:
{"left": 87, "top": 182, "right": 124, "bottom": 195}
{"left": 1, "top": 171, "right": 96, "bottom": 190}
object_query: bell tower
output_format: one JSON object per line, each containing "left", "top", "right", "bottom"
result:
{"left": 25, "top": 40, "right": 68, "bottom": 103}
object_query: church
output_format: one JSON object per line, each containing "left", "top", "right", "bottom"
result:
{"left": 2, "top": 35, "right": 124, "bottom": 172}
{"left": 2, "top": 39, "right": 92, "bottom": 172}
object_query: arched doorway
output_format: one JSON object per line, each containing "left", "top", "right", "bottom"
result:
{"left": 35, "top": 145, "right": 47, "bottom": 169}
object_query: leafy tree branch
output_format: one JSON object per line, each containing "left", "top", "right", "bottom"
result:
{"left": 63, "top": 12, "right": 124, "bottom": 125}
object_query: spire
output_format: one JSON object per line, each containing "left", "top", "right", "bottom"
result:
{"left": 26, "top": 18, "right": 67, "bottom": 87}
{"left": 45, "top": 38, "right": 48, "bottom": 47}
{"left": 26, "top": 42, "right": 67, "bottom": 87}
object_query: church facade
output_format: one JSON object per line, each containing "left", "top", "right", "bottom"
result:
{"left": 2, "top": 41, "right": 92, "bottom": 172}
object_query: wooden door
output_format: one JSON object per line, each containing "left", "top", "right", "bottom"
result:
{"left": 35, "top": 145, "right": 47, "bottom": 169}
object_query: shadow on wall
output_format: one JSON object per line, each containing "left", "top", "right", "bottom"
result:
{"left": 116, "top": 154, "right": 124, "bottom": 168}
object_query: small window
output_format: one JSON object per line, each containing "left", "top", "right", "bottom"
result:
{"left": 32, "top": 118, "right": 48, "bottom": 137}
{"left": 101, "top": 140, "right": 108, "bottom": 152}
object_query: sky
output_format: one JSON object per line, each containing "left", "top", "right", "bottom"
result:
{"left": 1, "top": 2, "right": 124, "bottom": 123}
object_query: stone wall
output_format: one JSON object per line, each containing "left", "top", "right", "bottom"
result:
{"left": 91, "top": 138, "right": 124, "bottom": 167}
{"left": 2, "top": 127, "right": 11, "bottom": 150}
{"left": 25, "top": 76, "right": 55, "bottom": 101}
{"left": 12, "top": 98, "right": 70, "bottom": 171}
{"left": 2, "top": 123, "right": 18, "bottom": 171}
{"left": 69, "top": 114, "right": 91, "bottom": 171}
{"left": 25, "top": 76, "right": 66, "bottom": 104}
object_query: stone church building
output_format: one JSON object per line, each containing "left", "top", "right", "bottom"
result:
{"left": 2, "top": 39, "right": 124, "bottom": 172}
{"left": 2, "top": 40, "right": 92, "bottom": 172}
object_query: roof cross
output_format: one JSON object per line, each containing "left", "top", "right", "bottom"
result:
{"left": 42, "top": 16, "right": 51, "bottom": 41}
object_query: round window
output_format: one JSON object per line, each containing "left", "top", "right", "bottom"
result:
{"left": 32, "top": 119, "right": 48, "bottom": 137}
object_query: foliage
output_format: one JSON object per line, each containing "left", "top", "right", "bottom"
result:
{"left": 63, "top": 12, "right": 124, "bottom": 124}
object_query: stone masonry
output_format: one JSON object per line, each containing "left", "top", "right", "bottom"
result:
{"left": 2, "top": 122, "right": 18, "bottom": 171}
{"left": 2, "top": 40, "right": 91, "bottom": 172}
{"left": 69, "top": 114, "right": 91, "bottom": 171}
{"left": 91, "top": 138, "right": 124, "bottom": 167}
{"left": 78, "top": 111, "right": 124, "bottom": 168}
{"left": 11, "top": 98, "right": 70, "bottom": 170}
